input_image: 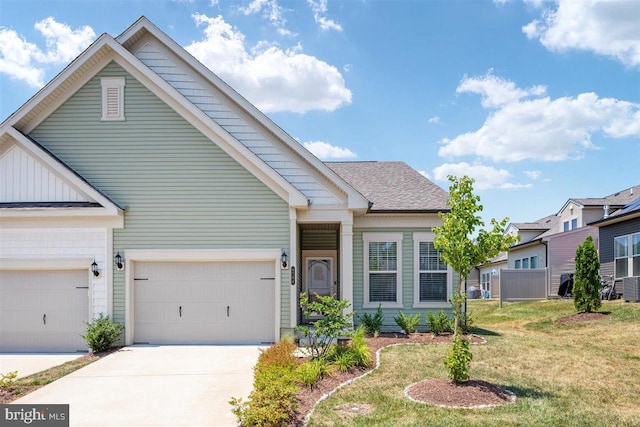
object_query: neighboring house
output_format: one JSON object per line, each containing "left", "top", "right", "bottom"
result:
{"left": 0, "top": 17, "right": 453, "bottom": 352}
{"left": 590, "top": 198, "right": 640, "bottom": 289}
{"left": 503, "top": 185, "right": 639, "bottom": 297}
{"left": 476, "top": 252, "right": 508, "bottom": 299}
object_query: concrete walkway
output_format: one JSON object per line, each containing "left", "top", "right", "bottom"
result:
{"left": 0, "top": 353, "right": 86, "bottom": 379}
{"left": 15, "top": 345, "right": 262, "bottom": 427}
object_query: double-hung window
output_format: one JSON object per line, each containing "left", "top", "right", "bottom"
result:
{"left": 363, "top": 233, "right": 402, "bottom": 308}
{"left": 413, "top": 233, "right": 450, "bottom": 307}
{"left": 615, "top": 233, "right": 640, "bottom": 278}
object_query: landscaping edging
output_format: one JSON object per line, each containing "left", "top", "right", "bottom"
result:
{"left": 301, "top": 334, "right": 487, "bottom": 425}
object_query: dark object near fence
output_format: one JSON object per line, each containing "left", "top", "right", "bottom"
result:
{"left": 558, "top": 273, "right": 573, "bottom": 297}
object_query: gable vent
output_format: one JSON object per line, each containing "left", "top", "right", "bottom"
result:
{"left": 101, "top": 77, "right": 126, "bottom": 121}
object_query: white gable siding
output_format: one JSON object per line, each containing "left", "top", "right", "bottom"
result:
{"left": 133, "top": 42, "right": 342, "bottom": 205}
{"left": 0, "top": 144, "right": 88, "bottom": 203}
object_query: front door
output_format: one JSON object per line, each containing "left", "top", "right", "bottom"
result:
{"left": 303, "top": 252, "right": 336, "bottom": 302}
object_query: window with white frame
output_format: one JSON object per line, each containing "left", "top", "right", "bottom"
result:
{"left": 101, "top": 77, "right": 126, "bottom": 121}
{"left": 413, "top": 233, "right": 449, "bottom": 307}
{"left": 363, "top": 233, "right": 402, "bottom": 307}
{"left": 530, "top": 255, "right": 538, "bottom": 269}
{"left": 571, "top": 218, "right": 578, "bottom": 229}
{"left": 515, "top": 259, "right": 521, "bottom": 269}
{"left": 615, "top": 233, "right": 640, "bottom": 278}
{"left": 481, "top": 272, "right": 491, "bottom": 293}
{"left": 522, "top": 257, "right": 529, "bottom": 269}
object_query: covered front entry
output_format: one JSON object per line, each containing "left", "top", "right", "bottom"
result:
{"left": 133, "top": 261, "right": 276, "bottom": 345}
{"left": 0, "top": 269, "right": 89, "bottom": 352}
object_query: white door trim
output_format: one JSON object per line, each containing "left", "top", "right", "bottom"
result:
{"left": 123, "top": 249, "right": 281, "bottom": 345}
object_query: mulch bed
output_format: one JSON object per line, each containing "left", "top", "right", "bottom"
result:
{"left": 291, "top": 332, "right": 486, "bottom": 426}
{"left": 556, "top": 311, "right": 609, "bottom": 324}
{"left": 405, "top": 379, "right": 515, "bottom": 408}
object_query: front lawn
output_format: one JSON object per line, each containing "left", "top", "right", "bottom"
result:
{"left": 308, "top": 299, "right": 640, "bottom": 427}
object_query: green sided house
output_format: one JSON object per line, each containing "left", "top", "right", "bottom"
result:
{"left": 0, "top": 17, "right": 451, "bottom": 352}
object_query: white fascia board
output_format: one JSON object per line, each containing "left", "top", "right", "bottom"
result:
{"left": 2, "top": 127, "right": 123, "bottom": 216}
{"left": 354, "top": 213, "right": 442, "bottom": 229}
{"left": 116, "top": 19, "right": 367, "bottom": 210}
{"left": 0, "top": 216, "right": 124, "bottom": 229}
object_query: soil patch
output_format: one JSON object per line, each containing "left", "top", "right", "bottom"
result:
{"left": 405, "top": 378, "right": 515, "bottom": 408}
{"left": 556, "top": 312, "right": 609, "bottom": 324}
{"left": 292, "top": 333, "right": 484, "bottom": 426}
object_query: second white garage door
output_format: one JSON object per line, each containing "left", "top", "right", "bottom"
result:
{"left": 133, "top": 261, "right": 276, "bottom": 345}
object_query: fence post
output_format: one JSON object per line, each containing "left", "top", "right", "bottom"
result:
{"left": 499, "top": 270, "right": 503, "bottom": 308}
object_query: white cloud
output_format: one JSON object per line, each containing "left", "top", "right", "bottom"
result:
{"left": 238, "top": 0, "right": 293, "bottom": 36}
{"left": 523, "top": 0, "right": 640, "bottom": 68}
{"left": 457, "top": 71, "right": 546, "bottom": 108}
{"left": 428, "top": 116, "right": 440, "bottom": 124}
{"left": 186, "top": 14, "right": 352, "bottom": 113}
{"left": 303, "top": 141, "right": 356, "bottom": 159}
{"left": 418, "top": 170, "right": 432, "bottom": 179}
{"left": 524, "top": 170, "right": 542, "bottom": 180}
{"left": 439, "top": 74, "right": 640, "bottom": 162}
{"left": 343, "top": 64, "right": 352, "bottom": 72}
{"left": 0, "top": 17, "right": 94, "bottom": 88}
{"left": 307, "top": 0, "right": 343, "bottom": 32}
{"left": 433, "top": 162, "right": 532, "bottom": 190}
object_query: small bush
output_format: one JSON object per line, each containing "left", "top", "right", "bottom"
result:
{"left": 296, "top": 359, "right": 330, "bottom": 387}
{"left": 426, "top": 310, "right": 451, "bottom": 336}
{"left": 81, "top": 314, "right": 124, "bottom": 353}
{"left": 457, "top": 311, "right": 475, "bottom": 334}
{"left": 444, "top": 333, "right": 473, "bottom": 383}
{"left": 394, "top": 311, "right": 420, "bottom": 334}
{"left": 256, "top": 339, "right": 300, "bottom": 373}
{"left": 231, "top": 340, "right": 300, "bottom": 426}
{"left": 349, "top": 327, "right": 372, "bottom": 367}
{"left": 296, "top": 293, "right": 352, "bottom": 360}
{"left": 358, "top": 304, "right": 384, "bottom": 337}
{"left": 0, "top": 371, "right": 18, "bottom": 390}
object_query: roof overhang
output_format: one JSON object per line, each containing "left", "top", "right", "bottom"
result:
{"left": 589, "top": 211, "right": 640, "bottom": 227}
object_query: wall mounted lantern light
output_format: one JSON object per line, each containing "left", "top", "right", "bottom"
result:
{"left": 115, "top": 252, "right": 124, "bottom": 270}
{"left": 91, "top": 260, "right": 100, "bottom": 277}
{"left": 281, "top": 249, "right": 289, "bottom": 269}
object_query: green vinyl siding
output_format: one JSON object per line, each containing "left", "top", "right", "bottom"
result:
{"left": 30, "top": 61, "right": 291, "bottom": 327}
{"left": 353, "top": 228, "right": 454, "bottom": 332}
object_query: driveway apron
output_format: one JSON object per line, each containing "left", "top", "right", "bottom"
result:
{"left": 14, "top": 345, "right": 261, "bottom": 426}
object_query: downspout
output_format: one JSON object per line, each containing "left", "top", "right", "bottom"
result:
{"left": 542, "top": 240, "right": 549, "bottom": 297}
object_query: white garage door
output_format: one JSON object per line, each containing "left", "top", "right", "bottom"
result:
{"left": 134, "top": 261, "right": 276, "bottom": 345}
{"left": 0, "top": 270, "right": 89, "bottom": 352}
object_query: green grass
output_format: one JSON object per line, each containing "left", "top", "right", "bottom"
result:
{"left": 309, "top": 299, "right": 640, "bottom": 427}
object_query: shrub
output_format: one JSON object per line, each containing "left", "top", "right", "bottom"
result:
{"left": 393, "top": 311, "right": 420, "bottom": 334}
{"left": 357, "top": 304, "right": 384, "bottom": 337}
{"left": 444, "top": 333, "right": 473, "bottom": 383}
{"left": 457, "top": 311, "right": 475, "bottom": 334}
{"left": 296, "top": 293, "right": 352, "bottom": 360}
{"left": 256, "top": 339, "right": 300, "bottom": 373}
{"left": 296, "top": 359, "right": 331, "bottom": 387}
{"left": 81, "top": 314, "right": 124, "bottom": 352}
{"left": 574, "top": 235, "right": 602, "bottom": 313}
{"left": 0, "top": 371, "right": 18, "bottom": 390}
{"left": 426, "top": 310, "right": 451, "bottom": 336}
{"left": 349, "top": 327, "right": 372, "bottom": 368}
{"left": 231, "top": 340, "right": 300, "bottom": 426}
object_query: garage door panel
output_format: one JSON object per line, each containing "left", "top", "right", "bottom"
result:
{"left": 134, "top": 261, "right": 275, "bottom": 345}
{"left": 0, "top": 270, "right": 89, "bottom": 352}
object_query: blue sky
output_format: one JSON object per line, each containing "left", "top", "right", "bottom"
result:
{"left": 1, "top": 0, "right": 639, "bottom": 226}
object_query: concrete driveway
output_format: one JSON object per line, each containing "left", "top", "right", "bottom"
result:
{"left": 14, "top": 345, "right": 262, "bottom": 427}
{"left": 0, "top": 353, "right": 86, "bottom": 379}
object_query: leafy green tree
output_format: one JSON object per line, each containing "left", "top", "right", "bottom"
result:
{"left": 573, "top": 235, "right": 601, "bottom": 313}
{"left": 433, "top": 175, "right": 517, "bottom": 382}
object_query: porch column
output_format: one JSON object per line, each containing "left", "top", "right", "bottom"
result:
{"left": 289, "top": 208, "right": 298, "bottom": 329}
{"left": 341, "top": 221, "right": 354, "bottom": 316}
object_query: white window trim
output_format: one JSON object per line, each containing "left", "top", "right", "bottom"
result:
{"left": 101, "top": 77, "right": 126, "bottom": 121}
{"left": 412, "top": 232, "right": 451, "bottom": 308}
{"left": 363, "top": 232, "right": 403, "bottom": 309}
{"left": 615, "top": 233, "right": 639, "bottom": 278}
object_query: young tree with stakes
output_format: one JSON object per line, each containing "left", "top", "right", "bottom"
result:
{"left": 433, "top": 175, "right": 518, "bottom": 382}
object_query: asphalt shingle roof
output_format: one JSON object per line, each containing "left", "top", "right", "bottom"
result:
{"left": 572, "top": 184, "right": 640, "bottom": 208}
{"left": 325, "top": 161, "right": 449, "bottom": 212}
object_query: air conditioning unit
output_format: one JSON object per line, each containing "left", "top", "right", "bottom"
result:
{"left": 623, "top": 276, "right": 640, "bottom": 302}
